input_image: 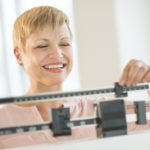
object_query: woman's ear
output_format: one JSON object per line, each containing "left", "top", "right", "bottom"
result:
{"left": 14, "top": 48, "right": 23, "bottom": 66}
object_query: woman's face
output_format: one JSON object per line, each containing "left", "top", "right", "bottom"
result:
{"left": 20, "top": 23, "right": 73, "bottom": 87}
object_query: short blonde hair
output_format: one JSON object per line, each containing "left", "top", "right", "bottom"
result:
{"left": 13, "top": 6, "right": 72, "bottom": 51}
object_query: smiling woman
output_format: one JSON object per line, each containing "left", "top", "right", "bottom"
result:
{"left": 0, "top": 6, "right": 87, "bottom": 148}
{"left": 0, "top": 0, "right": 79, "bottom": 97}
{"left": 1, "top": 2, "right": 150, "bottom": 150}
{"left": 12, "top": 6, "right": 75, "bottom": 97}
{"left": 14, "top": 20, "right": 73, "bottom": 94}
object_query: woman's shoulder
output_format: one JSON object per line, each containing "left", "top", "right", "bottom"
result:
{"left": 0, "top": 104, "right": 43, "bottom": 127}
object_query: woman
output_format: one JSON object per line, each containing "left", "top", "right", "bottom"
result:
{"left": 13, "top": 5, "right": 74, "bottom": 121}
{"left": 0, "top": 6, "right": 150, "bottom": 149}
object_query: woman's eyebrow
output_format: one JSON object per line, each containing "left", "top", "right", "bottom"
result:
{"left": 35, "top": 37, "right": 71, "bottom": 42}
{"left": 36, "top": 38, "right": 49, "bottom": 42}
{"left": 61, "top": 37, "right": 71, "bottom": 40}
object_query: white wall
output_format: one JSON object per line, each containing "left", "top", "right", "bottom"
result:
{"left": 73, "top": 0, "right": 120, "bottom": 89}
{"left": 73, "top": 0, "right": 150, "bottom": 89}
{"left": 114, "top": 0, "right": 150, "bottom": 70}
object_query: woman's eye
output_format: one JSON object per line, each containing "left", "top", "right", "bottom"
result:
{"left": 37, "top": 45, "right": 48, "bottom": 48}
{"left": 60, "top": 43, "right": 70, "bottom": 47}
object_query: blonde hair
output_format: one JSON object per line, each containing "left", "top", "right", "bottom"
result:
{"left": 13, "top": 6, "right": 72, "bottom": 51}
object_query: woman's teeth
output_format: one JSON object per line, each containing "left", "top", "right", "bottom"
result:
{"left": 43, "top": 64, "right": 64, "bottom": 69}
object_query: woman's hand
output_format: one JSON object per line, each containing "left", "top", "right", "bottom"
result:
{"left": 119, "top": 59, "right": 150, "bottom": 86}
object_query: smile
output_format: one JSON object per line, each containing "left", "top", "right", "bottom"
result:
{"left": 42, "top": 63, "right": 66, "bottom": 73}
{"left": 43, "top": 64, "right": 65, "bottom": 69}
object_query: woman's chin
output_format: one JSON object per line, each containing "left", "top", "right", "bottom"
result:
{"left": 43, "top": 78, "right": 65, "bottom": 87}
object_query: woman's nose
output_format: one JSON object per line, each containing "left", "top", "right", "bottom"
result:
{"left": 48, "top": 46, "right": 63, "bottom": 58}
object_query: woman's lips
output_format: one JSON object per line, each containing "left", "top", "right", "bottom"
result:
{"left": 42, "top": 63, "right": 66, "bottom": 73}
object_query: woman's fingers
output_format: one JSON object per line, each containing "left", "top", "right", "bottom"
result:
{"left": 119, "top": 59, "right": 136, "bottom": 86}
{"left": 119, "top": 59, "right": 150, "bottom": 86}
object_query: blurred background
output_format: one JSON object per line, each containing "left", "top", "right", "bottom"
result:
{"left": 0, "top": 0, "right": 150, "bottom": 97}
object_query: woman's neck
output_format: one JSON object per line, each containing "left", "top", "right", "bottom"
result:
{"left": 26, "top": 83, "right": 62, "bottom": 95}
